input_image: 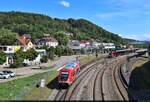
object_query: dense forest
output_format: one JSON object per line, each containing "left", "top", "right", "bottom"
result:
{"left": 0, "top": 11, "right": 127, "bottom": 44}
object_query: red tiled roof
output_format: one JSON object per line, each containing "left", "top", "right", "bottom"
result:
{"left": 44, "top": 38, "right": 58, "bottom": 42}
{"left": 17, "top": 36, "right": 31, "bottom": 46}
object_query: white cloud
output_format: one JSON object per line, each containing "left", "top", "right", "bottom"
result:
{"left": 122, "top": 34, "right": 150, "bottom": 41}
{"left": 118, "top": 34, "right": 122, "bottom": 37}
{"left": 60, "top": 1, "right": 70, "bottom": 7}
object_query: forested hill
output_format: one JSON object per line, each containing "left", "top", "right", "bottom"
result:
{"left": 0, "top": 11, "right": 127, "bottom": 44}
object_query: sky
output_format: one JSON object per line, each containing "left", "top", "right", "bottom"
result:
{"left": 0, "top": 0, "right": 150, "bottom": 41}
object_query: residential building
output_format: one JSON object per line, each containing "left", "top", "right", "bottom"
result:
{"left": 0, "top": 45, "right": 23, "bottom": 67}
{"left": 79, "top": 42, "right": 86, "bottom": 48}
{"left": 37, "top": 38, "right": 58, "bottom": 48}
{"left": 69, "top": 40, "right": 80, "bottom": 46}
{"left": 17, "top": 35, "right": 35, "bottom": 51}
{"left": 45, "top": 38, "right": 58, "bottom": 48}
{"left": 102, "top": 43, "right": 116, "bottom": 49}
{"left": 44, "top": 34, "right": 50, "bottom": 38}
{"left": 126, "top": 44, "right": 134, "bottom": 49}
{"left": 65, "top": 32, "right": 73, "bottom": 36}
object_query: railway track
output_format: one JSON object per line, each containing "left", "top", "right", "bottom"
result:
{"left": 112, "top": 57, "right": 145, "bottom": 101}
{"left": 93, "top": 63, "right": 107, "bottom": 100}
{"left": 54, "top": 56, "right": 134, "bottom": 101}
{"left": 112, "top": 58, "right": 129, "bottom": 101}
{"left": 93, "top": 58, "right": 120, "bottom": 101}
{"left": 54, "top": 58, "right": 105, "bottom": 100}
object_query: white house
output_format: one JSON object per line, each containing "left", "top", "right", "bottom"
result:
{"left": 45, "top": 38, "right": 58, "bottom": 48}
{"left": 0, "top": 45, "right": 23, "bottom": 67}
{"left": 80, "top": 42, "right": 86, "bottom": 48}
{"left": 102, "top": 43, "right": 115, "bottom": 49}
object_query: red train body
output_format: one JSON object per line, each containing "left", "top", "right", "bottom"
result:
{"left": 58, "top": 61, "right": 80, "bottom": 86}
{"left": 108, "top": 48, "right": 137, "bottom": 58}
{"left": 108, "top": 52, "right": 115, "bottom": 58}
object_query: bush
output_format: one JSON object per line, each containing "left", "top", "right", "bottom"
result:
{"left": 40, "top": 55, "right": 48, "bottom": 63}
{"left": 10, "top": 61, "right": 24, "bottom": 68}
{"left": 49, "top": 46, "right": 55, "bottom": 60}
{"left": 0, "top": 50, "right": 6, "bottom": 65}
{"left": 12, "top": 50, "right": 25, "bottom": 68}
{"left": 64, "top": 46, "right": 73, "bottom": 55}
{"left": 49, "top": 52, "right": 55, "bottom": 60}
{"left": 55, "top": 45, "right": 64, "bottom": 57}
{"left": 26, "top": 48, "right": 38, "bottom": 61}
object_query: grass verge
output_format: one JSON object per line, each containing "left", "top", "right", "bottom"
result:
{"left": 0, "top": 72, "right": 50, "bottom": 100}
{"left": 79, "top": 54, "right": 106, "bottom": 64}
{"left": 40, "top": 65, "right": 56, "bottom": 70}
{"left": 25, "top": 71, "right": 59, "bottom": 100}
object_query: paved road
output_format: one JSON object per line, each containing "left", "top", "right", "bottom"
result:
{"left": 0, "top": 55, "right": 87, "bottom": 83}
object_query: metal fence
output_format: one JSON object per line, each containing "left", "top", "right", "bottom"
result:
{"left": 14, "top": 71, "right": 55, "bottom": 100}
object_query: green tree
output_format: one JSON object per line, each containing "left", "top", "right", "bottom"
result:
{"left": 40, "top": 55, "right": 48, "bottom": 63}
{"left": 54, "top": 31, "right": 69, "bottom": 46}
{"left": 0, "top": 50, "right": 6, "bottom": 65}
{"left": 64, "top": 46, "right": 72, "bottom": 55}
{"left": 0, "top": 11, "right": 128, "bottom": 44}
{"left": 42, "top": 45, "right": 49, "bottom": 51}
{"left": 49, "top": 46, "right": 55, "bottom": 60}
{"left": 26, "top": 48, "right": 38, "bottom": 61}
{"left": 55, "top": 45, "right": 64, "bottom": 57}
{"left": 12, "top": 50, "right": 25, "bottom": 68}
{"left": 0, "top": 28, "right": 17, "bottom": 45}
{"left": 13, "top": 24, "right": 31, "bottom": 35}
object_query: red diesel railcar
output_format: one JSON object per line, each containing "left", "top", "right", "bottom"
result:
{"left": 58, "top": 61, "right": 80, "bottom": 86}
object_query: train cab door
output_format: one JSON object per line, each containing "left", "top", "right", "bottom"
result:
{"left": 72, "top": 71, "right": 76, "bottom": 82}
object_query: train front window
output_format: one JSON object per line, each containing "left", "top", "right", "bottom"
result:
{"left": 60, "top": 71, "right": 69, "bottom": 81}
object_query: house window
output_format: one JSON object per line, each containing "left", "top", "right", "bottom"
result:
{"left": 4, "top": 47, "right": 7, "bottom": 51}
{"left": 0, "top": 47, "right": 2, "bottom": 50}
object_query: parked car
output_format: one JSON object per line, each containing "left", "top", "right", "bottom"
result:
{"left": 23, "top": 63, "right": 29, "bottom": 66}
{"left": 2, "top": 70, "right": 16, "bottom": 77}
{"left": 0, "top": 73, "right": 11, "bottom": 79}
